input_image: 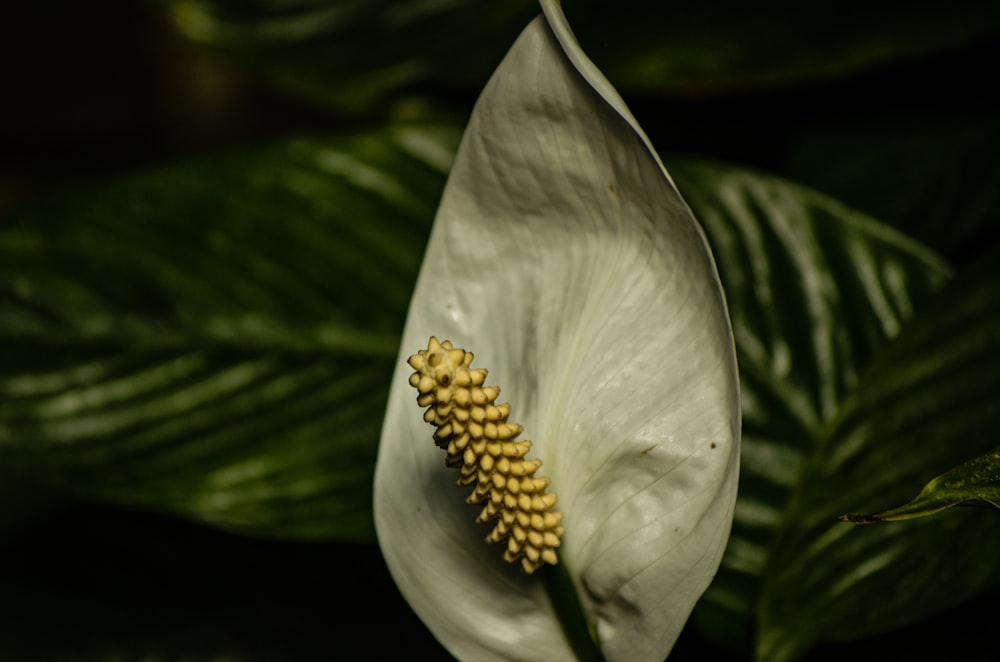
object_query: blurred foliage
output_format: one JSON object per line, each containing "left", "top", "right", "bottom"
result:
{"left": 155, "top": 0, "right": 1000, "bottom": 113}
{"left": 1, "top": 128, "right": 458, "bottom": 542}
{"left": 668, "top": 158, "right": 950, "bottom": 649}
{"left": 785, "top": 117, "right": 1000, "bottom": 262}
{"left": 759, "top": 249, "right": 1000, "bottom": 660}
{"left": 2, "top": 0, "right": 1000, "bottom": 660}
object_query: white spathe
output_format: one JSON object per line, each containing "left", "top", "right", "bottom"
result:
{"left": 373, "top": 2, "right": 740, "bottom": 661}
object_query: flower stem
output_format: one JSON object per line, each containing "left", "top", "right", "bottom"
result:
{"left": 543, "top": 560, "right": 605, "bottom": 662}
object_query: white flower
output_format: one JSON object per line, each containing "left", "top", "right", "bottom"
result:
{"left": 373, "top": 2, "right": 740, "bottom": 661}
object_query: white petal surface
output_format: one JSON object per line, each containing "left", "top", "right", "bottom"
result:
{"left": 374, "top": 4, "right": 740, "bottom": 662}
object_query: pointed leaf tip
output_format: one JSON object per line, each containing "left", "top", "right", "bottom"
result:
{"left": 839, "top": 446, "right": 1000, "bottom": 524}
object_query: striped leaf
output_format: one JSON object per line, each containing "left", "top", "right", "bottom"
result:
{"left": 757, "top": 252, "right": 1000, "bottom": 660}
{"left": 0, "top": 126, "right": 459, "bottom": 541}
{"left": 667, "top": 158, "right": 952, "bottom": 648}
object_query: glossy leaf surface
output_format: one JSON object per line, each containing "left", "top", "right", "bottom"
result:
{"left": 757, "top": 252, "right": 1000, "bottom": 661}
{"left": 841, "top": 445, "right": 1000, "bottom": 523}
{"left": 666, "top": 158, "right": 952, "bottom": 647}
{"left": 0, "top": 127, "right": 459, "bottom": 541}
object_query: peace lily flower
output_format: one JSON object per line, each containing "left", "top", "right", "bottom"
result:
{"left": 373, "top": 2, "right": 740, "bottom": 661}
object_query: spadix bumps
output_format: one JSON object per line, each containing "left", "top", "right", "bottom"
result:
{"left": 408, "top": 336, "right": 564, "bottom": 574}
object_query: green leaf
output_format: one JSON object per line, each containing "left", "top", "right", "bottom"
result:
{"left": 568, "top": 1, "right": 1000, "bottom": 95}
{"left": 665, "top": 158, "right": 952, "bottom": 649}
{"left": 0, "top": 126, "right": 459, "bottom": 541}
{"left": 161, "top": 0, "right": 536, "bottom": 115}
{"left": 784, "top": 117, "right": 1000, "bottom": 261}
{"left": 756, "top": 250, "right": 1000, "bottom": 661}
{"left": 153, "top": 0, "right": 1000, "bottom": 115}
{"left": 841, "top": 445, "right": 1000, "bottom": 522}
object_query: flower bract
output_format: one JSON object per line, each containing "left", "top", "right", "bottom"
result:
{"left": 374, "top": 2, "right": 741, "bottom": 660}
